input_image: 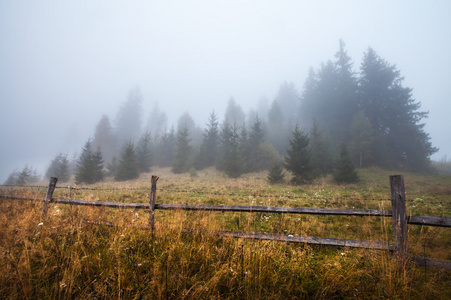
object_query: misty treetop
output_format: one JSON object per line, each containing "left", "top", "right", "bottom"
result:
{"left": 3, "top": 165, "right": 40, "bottom": 186}
{"left": 13, "top": 40, "right": 438, "bottom": 185}
{"left": 46, "top": 153, "right": 71, "bottom": 182}
{"left": 300, "top": 41, "right": 437, "bottom": 171}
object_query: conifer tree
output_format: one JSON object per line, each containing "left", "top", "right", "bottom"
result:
{"left": 5, "top": 165, "right": 40, "bottom": 185}
{"left": 115, "top": 142, "right": 139, "bottom": 181}
{"left": 75, "top": 140, "right": 104, "bottom": 184}
{"left": 309, "top": 120, "right": 332, "bottom": 177}
{"left": 267, "top": 162, "right": 285, "bottom": 184}
{"left": 136, "top": 131, "right": 152, "bottom": 173}
{"left": 46, "top": 153, "right": 71, "bottom": 182}
{"left": 93, "top": 148, "right": 105, "bottom": 182}
{"left": 224, "top": 97, "right": 246, "bottom": 128}
{"left": 172, "top": 126, "right": 192, "bottom": 174}
{"left": 196, "top": 111, "right": 219, "bottom": 169}
{"left": 219, "top": 120, "right": 244, "bottom": 178}
{"left": 350, "top": 111, "right": 373, "bottom": 168}
{"left": 239, "top": 125, "right": 250, "bottom": 173}
{"left": 92, "top": 115, "right": 116, "bottom": 164}
{"left": 333, "top": 143, "right": 359, "bottom": 183}
{"left": 359, "top": 47, "right": 437, "bottom": 171}
{"left": 107, "top": 156, "right": 118, "bottom": 176}
{"left": 248, "top": 115, "right": 267, "bottom": 172}
{"left": 285, "top": 124, "right": 314, "bottom": 184}
{"left": 115, "top": 87, "right": 143, "bottom": 145}
{"left": 155, "top": 127, "right": 176, "bottom": 167}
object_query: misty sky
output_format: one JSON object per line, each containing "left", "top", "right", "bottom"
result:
{"left": 1, "top": 1, "right": 450, "bottom": 182}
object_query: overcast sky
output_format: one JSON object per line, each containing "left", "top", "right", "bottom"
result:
{"left": 1, "top": 1, "right": 450, "bottom": 182}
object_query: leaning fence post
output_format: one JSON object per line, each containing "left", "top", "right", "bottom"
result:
{"left": 149, "top": 175, "right": 159, "bottom": 231}
{"left": 390, "top": 175, "right": 408, "bottom": 260}
{"left": 42, "top": 177, "right": 58, "bottom": 216}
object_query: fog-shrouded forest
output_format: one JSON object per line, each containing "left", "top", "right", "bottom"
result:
{"left": 1, "top": 1, "right": 450, "bottom": 184}
{"left": 3, "top": 41, "right": 442, "bottom": 185}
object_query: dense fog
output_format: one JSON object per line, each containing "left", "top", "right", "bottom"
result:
{"left": 1, "top": 1, "right": 450, "bottom": 182}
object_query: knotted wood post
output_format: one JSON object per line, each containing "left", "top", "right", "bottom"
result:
{"left": 390, "top": 175, "right": 408, "bottom": 260}
{"left": 42, "top": 177, "right": 58, "bottom": 217}
{"left": 149, "top": 175, "right": 159, "bottom": 231}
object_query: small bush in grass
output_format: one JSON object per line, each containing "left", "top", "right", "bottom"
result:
{"left": 267, "top": 163, "right": 285, "bottom": 184}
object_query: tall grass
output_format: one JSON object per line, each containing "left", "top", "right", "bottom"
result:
{"left": 1, "top": 167, "right": 450, "bottom": 299}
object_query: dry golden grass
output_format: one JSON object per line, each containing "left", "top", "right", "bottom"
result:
{"left": 1, "top": 167, "right": 450, "bottom": 299}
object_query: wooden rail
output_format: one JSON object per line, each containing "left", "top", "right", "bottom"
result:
{"left": 2, "top": 194, "right": 449, "bottom": 227}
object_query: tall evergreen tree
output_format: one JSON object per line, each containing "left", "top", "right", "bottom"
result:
{"left": 349, "top": 111, "right": 373, "bottom": 168}
{"left": 309, "top": 120, "right": 332, "bottom": 177}
{"left": 46, "top": 153, "right": 71, "bottom": 182}
{"left": 359, "top": 47, "right": 438, "bottom": 171}
{"left": 6, "top": 165, "right": 41, "bottom": 185}
{"left": 172, "top": 126, "right": 192, "bottom": 174}
{"left": 248, "top": 115, "right": 267, "bottom": 172}
{"left": 267, "top": 100, "right": 288, "bottom": 153}
{"left": 196, "top": 111, "right": 219, "bottom": 169}
{"left": 136, "top": 131, "right": 152, "bottom": 173}
{"left": 92, "top": 115, "right": 116, "bottom": 164}
{"left": 274, "top": 81, "right": 300, "bottom": 127}
{"left": 285, "top": 124, "right": 314, "bottom": 184}
{"left": 219, "top": 120, "right": 244, "bottom": 178}
{"left": 239, "top": 125, "right": 250, "bottom": 173}
{"left": 145, "top": 102, "right": 168, "bottom": 141}
{"left": 115, "top": 86, "right": 143, "bottom": 145}
{"left": 224, "top": 97, "right": 246, "bottom": 128}
{"left": 300, "top": 40, "right": 358, "bottom": 149}
{"left": 155, "top": 127, "right": 176, "bottom": 167}
{"left": 115, "top": 142, "right": 139, "bottom": 181}
{"left": 333, "top": 143, "right": 359, "bottom": 183}
{"left": 93, "top": 148, "right": 105, "bottom": 182}
{"left": 75, "top": 140, "right": 104, "bottom": 184}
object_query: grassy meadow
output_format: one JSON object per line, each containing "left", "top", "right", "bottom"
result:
{"left": 1, "top": 167, "right": 450, "bottom": 299}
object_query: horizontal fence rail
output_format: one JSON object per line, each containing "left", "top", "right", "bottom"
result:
{"left": 183, "top": 229, "right": 395, "bottom": 251}
{"left": 2, "top": 194, "right": 449, "bottom": 228}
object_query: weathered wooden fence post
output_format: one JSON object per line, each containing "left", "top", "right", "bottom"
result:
{"left": 149, "top": 175, "right": 159, "bottom": 231}
{"left": 390, "top": 175, "right": 408, "bottom": 260}
{"left": 42, "top": 177, "right": 58, "bottom": 216}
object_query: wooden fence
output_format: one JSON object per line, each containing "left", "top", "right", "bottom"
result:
{"left": 1, "top": 175, "right": 450, "bottom": 269}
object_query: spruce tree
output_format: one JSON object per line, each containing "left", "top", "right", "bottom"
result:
{"left": 6, "top": 165, "right": 40, "bottom": 185}
{"left": 92, "top": 115, "right": 117, "bottom": 164}
{"left": 115, "top": 142, "right": 139, "bottom": 181}
{"left": 93, "top": 148, "right": 105, "bottom": 182}
{"left": 219, "top": 120, "right": 244, "bottom": 178}
{"left": 267, "top": 162, "right": 285, "bottom": 184}
{"left": 333, "top": 143, "right": 359, "bottom": 184}
{"left": 172, "top": 126, "right": 192, "bottom": 174}
{"left": 155, "top": 127, "right": 176, "bottom": 167}
{"left": 309, "top": 120, "right": 332, "bottom": 177}
{"left": 75, "top": 140, "right": 104, "bottom": 184}
{"left": 248, "top": 115, "right": 267, "bottom": 172}
{"left": 349, "top": 111, "right": 373, "bottom": 168}
{"left": 46, "top": 153, "right": 71, "bottom": 182}
{"left": 285, "top": 124, "right": 314, "bottom": 184}
{"left": 4, "top": 171, "right": 18, "bottom": 185}
{"left": 136, "top": 131, "right": 152, "bottom": 173}
{"left": 359, "top": 47, "right": 437, "bottom": 171}
{"left": 196, "top": 111, "right": 219, "bottom": 169}
{"left": 239, "top": 125, "right": 250, "bottom": 173}
{"left": 115, "top": 87, "right": 143, "bottom": 145}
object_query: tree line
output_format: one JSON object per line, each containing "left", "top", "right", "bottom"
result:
{"left": 4, "top": 40, "right": 437, "bottom": 185}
